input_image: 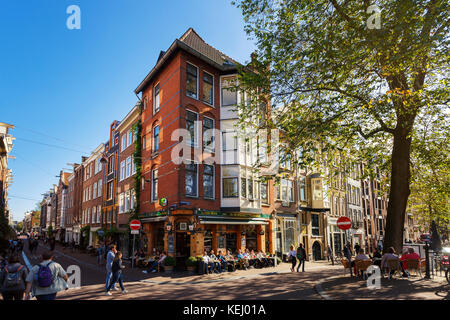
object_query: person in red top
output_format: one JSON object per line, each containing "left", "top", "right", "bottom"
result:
{"left": 400, "top": 247, "right": 421, "bottom": 274}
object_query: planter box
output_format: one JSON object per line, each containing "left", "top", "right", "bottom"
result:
{"left": 187, "top": 265, "right": 196, "bottom": 273}
{"left": 164, "top": 266, "right": 174, "bottom": 272}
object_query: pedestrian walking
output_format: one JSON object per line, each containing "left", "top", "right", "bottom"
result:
{"left": 287, "top": 245, "right": 297, "bottom": 272}
{"left": 0, "top": 254, "right": 28, "bottom": 300}
{"left": 327, "top": 245, "right": 334, "bottom": 265}
{"left": 354, "top": 243, "right": 361, "bottom": 256}
{"left": 24, "top": 250, "right": 68, "bottom": 300}
{"left": 97, "top": 243, "right": 105, "bottom": 265}
{"left": 105, "top": 244, "right": 118, "bottom": 291}
{"left": 296, "top": 244, "right": 307, "bottom": 272}
{"left": 105, "top": 251, "right": 128, "bottom": 295}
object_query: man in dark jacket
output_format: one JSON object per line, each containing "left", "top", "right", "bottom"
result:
{"left": 296, "top": 244, "right": 307, "bottom": 272}
{"left": 0, "top": 254, "right": 29, "bottom": 300}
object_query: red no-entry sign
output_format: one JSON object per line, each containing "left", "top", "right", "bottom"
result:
{"left": 337, "top": 217, "right": 352, "bottom": 230}
{"left": 130, "top": 220, "right": 141, "bottom": 230}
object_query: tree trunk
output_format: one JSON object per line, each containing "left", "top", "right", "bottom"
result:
{"left": 383, "top": 130, "right": 412, "bottom": 254}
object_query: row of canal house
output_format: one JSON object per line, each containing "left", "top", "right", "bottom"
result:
{"left": 40, "top": 28, "right": 390, "bottom": 266}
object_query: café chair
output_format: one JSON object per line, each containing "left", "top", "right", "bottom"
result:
{"left": 341, "top": 258, "right": 351, "bottom": 275}
{"left": 355, "top": 260, "right": 373, "bottom": 280}
{"left": 406, "top": 259, "right": 422, "bottom": 278}
{"left": 386, "top": 259, "right": 401, "bottom": 280}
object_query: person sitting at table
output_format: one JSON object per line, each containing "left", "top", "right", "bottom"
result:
{"left": 143, "top": 252, "right": 167, "bottom": 273}
{"left": 236, "top": 249, "right": 249, "bottom": 270}
{"left": 380, "top": 247, "right": 400, "bottom": 276}
{"left": 255, "top": 251, "right": 267, "bottom": 268}
{"left": 353, "top": 249, "right": 370, "bottom": 277}
{"left": 400, "top": 247, "right": 420, "bottom": 277}
{"left": 225, "top": 250, "right": 236, "bottom": 272}
{"left": 217, "top": 251, "right": 227, "bottom": 273}
{"left": 248, "top": 250, "right": 257, "bottom": 268}
{"left": 209, "top": 250, "right": 222, "bottom": 273}
{"left": 370, "top": 248, "right": 382, "bottom": 267}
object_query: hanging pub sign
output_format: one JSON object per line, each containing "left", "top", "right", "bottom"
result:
{"left": 159, "top": 198, "right": 168, "bottom": 206}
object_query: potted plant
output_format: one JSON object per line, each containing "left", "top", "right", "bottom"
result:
{"left": 186, "top": 256, "right": 198, "bottom": 273}
{"left": 164, "top": 256, "right": 176, "bottom": 272}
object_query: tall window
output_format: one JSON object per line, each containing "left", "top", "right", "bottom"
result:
{"left": 132, "top": 158, "right": 136, "bottom": 175}
{"left": 153, "top": 125, "right": 159, "bottom": 152}
{"left": 223, "top": 178, "right": 238, "bottom": 198}
{"left": 186, "top": 110, "right": 198, "bottom": 146}
{"left": 222, "top": 131, "right": 237, "bottom": 151}
{"left": 108, "top": 156, "right": 114, "bottom": 174}
{"left": 241, "top": 177, "right": 247, "bottom": 198}
{"left": 128, "top": 131, "right": 133, "bottom": 147}
{"left": 221, "top": 78, "right": 237, "bottom": 106}
{"left": 248, "top": 178, "right": 254, "bottom": 200}
{"left": 97, "top": 206, "right": 101, "bottom": 223}
{"left": 121, "top": 135, "right": 127, "bottom": 152}
{"left": 126, "top": 157, "right": 132, "bottom": 178}
{"left": 130, "top": 189, "right": 136, "bottom": 209}
{"left": 154, "top": 83, "right": 160, "bottom": 113}
{"left": 125, "top": 191, "right": 131, "bottom": 212}
{"left": 93, "top": 183, "right": 97, "bottom": 200}
{"left": 107, "top": 182, "right": 113, "bottom": 200}
{"left": 203, "top": 72, "right": 214, "bottom": 105}
{"left": 203, "top": 165, "right": 214, "bottom": 199}
{"left": 120, "top": 160, "right": 126, "bottom": 181}
{"left": 92, "top": 207, "right": 96, "bottom": 224}
{"left": 311, "top": 214, "right": 320, "bottom": 236}
{"left": 119, "top": 193, "right": 124, "bottom": 213}
{"left": 185, "top": 163, "right": 198, "bottom": 197}
{"left": 203, "top": 117, "right": 214, "bottom": 151}
{"left": 288, "top": 180, "right": 294, "bottom": 202}
{"left": 98, "top": 179, "right": 103, "bottom": 198}
{"left": 152, "top": 169, "right": 158, "bottom": 202}
{"left": 299, "top": 177, "right": 306, "bottom": 201}
{"left": 260, "top": 181, "right": 268, "bottom": 204}
{"left": 186, "top": 63, "right": 198, "bottom": 98}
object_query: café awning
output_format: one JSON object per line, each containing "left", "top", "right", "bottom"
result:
{"left": 141, "top": 216, "right": 168, "bottom": 223}
{"left": 199, "top": 216, "right": 269, "bottom": 225}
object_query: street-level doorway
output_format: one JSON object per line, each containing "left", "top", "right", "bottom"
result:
{"left": 312, "top": 241, "right": 322, "bottom": 261}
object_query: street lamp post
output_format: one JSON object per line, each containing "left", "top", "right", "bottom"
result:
{"left": 424, "top": 241, "right": 431, "bottom": 279}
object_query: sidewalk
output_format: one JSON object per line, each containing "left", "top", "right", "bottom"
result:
{"left": 318, "top": 272, "right": 449, "bottom": 300}
{"left": 37, "top": 241, "right": 340, "bottom": 283}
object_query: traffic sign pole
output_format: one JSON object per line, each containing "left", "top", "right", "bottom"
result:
{"left": 132, "top": 233, "right": 136, "bottom": 269}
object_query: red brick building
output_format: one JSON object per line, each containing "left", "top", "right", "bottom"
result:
{"left": 116, "top": 105, "right": 140, "bottom": 257}
{"left": 135, "top": 28, "right": 274, "bottom": 266}
{"left": 81, "top": 144, "right": 105, "bottom": 247}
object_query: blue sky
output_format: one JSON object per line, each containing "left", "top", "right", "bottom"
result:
{"left": 1, "top": 0, "right": 255, "bottom": 222}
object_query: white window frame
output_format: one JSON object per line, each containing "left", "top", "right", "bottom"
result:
{"left": 120, "top": 160, "right": 126, "bottom": 181}
{"left": 151, "top": 169, "right": 158, "bottom": 202}
{"left": 202, "top": 116, "right": 215, "bottom": 152}
{"left": 126, "top": 156, "right": 132, "bottom": 178}
{"left": 121, "top": 135, "right": 127, "bottom": 152}
{"left": 154, "top": 83, "right": 160, "bottom": 114}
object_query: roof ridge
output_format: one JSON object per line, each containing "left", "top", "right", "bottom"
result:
{"left": 179, "top": 28, "right": 236, "bottom": 63}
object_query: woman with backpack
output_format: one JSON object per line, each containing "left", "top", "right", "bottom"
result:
{"left": 287, "top": 245, "right": 297, "bottom": 272}
{"left": 0, "top": 254, "right": 28, "bottom": 300}
{"left": 105, "top": 251, "right": 128, "bottom": 295}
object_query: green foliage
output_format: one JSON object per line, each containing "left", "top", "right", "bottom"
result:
{"left": 233, "top": 0, "right": 449, "bottom": 252}
{"left": 47, "top": 225, "right": 53, "bottom": 237}
{"left": 131, "top": 110, "right": 143, "bottom": 222}
{"left": 186, "top": 256, "right": 199, "bottom": 266}
{"left": 164, "top": 256, "right": 176, "bottom": 266}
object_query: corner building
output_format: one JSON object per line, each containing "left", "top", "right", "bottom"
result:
{"left": 135, "top": 28, "right": 275, "bottom": 267}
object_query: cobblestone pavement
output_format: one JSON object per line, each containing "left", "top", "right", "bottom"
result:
{"left": 18, "top": 240, "right": 449, "bottom": 300}
{"left": 318, "top": 272, "right": 449, "bottom": 300}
